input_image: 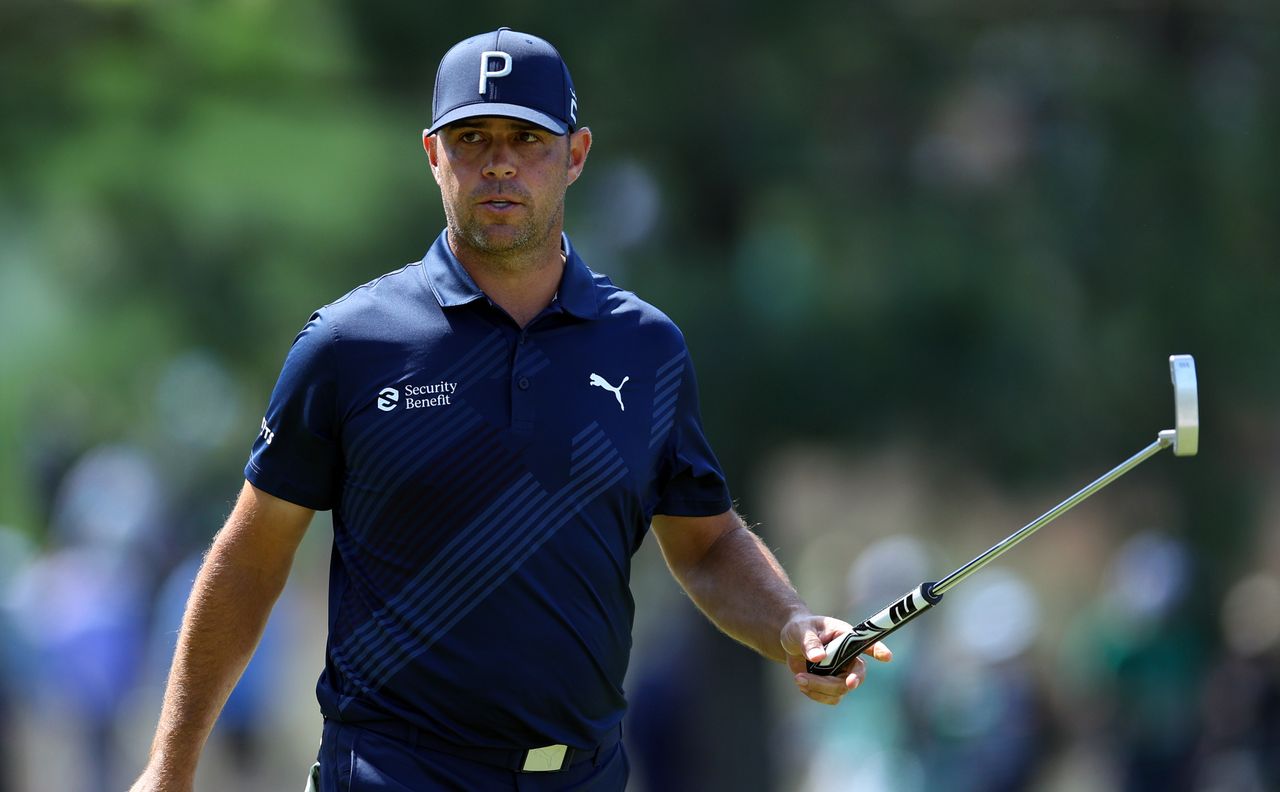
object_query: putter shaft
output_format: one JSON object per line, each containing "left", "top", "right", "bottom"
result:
{"left": 933, "top": 434, "right": 1172, "bottom": 597}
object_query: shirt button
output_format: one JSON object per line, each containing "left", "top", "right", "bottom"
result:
{"left": 517, "top": 377, "right": 530, "bottom": 390}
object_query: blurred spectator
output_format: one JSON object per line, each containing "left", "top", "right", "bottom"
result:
{"left": 8, "top": 544, "right": 149, "bottom": 792}
{"left": 5, "top": 444, "right": 164, "bottom": 792}
{"left": 625, "top": 613, "right": 702, "bottom": 792}
{"left": 1063, "top": 531, "right": 1201, "bottom": 792}
{"left": 905, "top": 568, "right": 1049, "bottom": 792}
{"left": 1195, "top": 655, "right": 1279, "bottom": 792}
{"left": 1193, "top": 570, "right": 1280, "bottom": 791}
{"left": 0, "top": 526, "right": 36, "bottom": 792}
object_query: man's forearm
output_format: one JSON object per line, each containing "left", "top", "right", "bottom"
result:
{"left": 670, "top": 521, "right": 809, "bottom": 663}
{"left": 142, "top": 488, "right": 307, "bottom": 785}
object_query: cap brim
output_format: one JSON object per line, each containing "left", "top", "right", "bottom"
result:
{"left": 427, "top": 103, "right": 569, "bottom": 135}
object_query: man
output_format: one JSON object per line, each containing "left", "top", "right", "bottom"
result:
{"left": 131, "top": 28, "right": 889, "bottom": 791}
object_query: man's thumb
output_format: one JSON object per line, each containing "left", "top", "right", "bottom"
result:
{"left": 802, "top": 630, "right": 826, "bottom": 662}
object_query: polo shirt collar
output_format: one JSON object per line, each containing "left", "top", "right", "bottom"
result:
{"left": 421, "top": 230, "right": 600, "bottom": 320}
{"left": 556, "top": 234, "right": 600, "bottom": 320}
{"left": 422, "top": 231, "right": 485, "bottom": 308}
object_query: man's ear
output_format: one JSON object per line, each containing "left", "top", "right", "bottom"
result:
{"left": 566, "top": 126, "right": 592, "bottom": 187}
{"left": 423, "top": 130, "right": 442, "bottom": 184}
{"left": 423, "top": 130, "right": 437, "bottom": 166}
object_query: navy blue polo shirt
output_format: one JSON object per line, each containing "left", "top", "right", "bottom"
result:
{"left": 245, "top": 230, "right": 732, "bottom": 751}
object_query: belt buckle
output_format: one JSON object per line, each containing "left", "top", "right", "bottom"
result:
{"left": 520, "top": 744, "right": 573, "bottom": 772}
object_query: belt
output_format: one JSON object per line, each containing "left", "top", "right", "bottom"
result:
{"left": 337, "top": 718, "right": 622, "bottom": 774}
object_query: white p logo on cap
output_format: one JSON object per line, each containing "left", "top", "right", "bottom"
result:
{"left": 479, "top": 51, "right": 512, "bottom": 94}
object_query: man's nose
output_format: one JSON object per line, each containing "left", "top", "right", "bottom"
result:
{"left": 483, "top": 142, "right": 517, "bottom": 179}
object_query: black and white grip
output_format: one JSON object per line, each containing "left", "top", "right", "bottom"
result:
{"left": 806, "top": 581, "right": 943, "bottom": 676}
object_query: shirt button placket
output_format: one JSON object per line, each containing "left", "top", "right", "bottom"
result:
{"left": 511, "top": 332, "right": 535, "bottom": 435}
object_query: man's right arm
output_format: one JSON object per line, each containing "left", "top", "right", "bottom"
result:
{"left": 130, "top": 481, "right": 314, "bottom": 792}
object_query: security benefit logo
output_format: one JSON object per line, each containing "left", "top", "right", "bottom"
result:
{"left": 377, "top": 381, "right": 458, "bottom": 412}
{"left": 377, "top": 387, "right": 399, "bottom": 412}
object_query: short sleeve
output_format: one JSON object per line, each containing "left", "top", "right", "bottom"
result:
{"left": 652, "top": 352, "right": 734, "bottom": 517}
{"left": 244, "top": 312, "right": 343, "bottom": 511}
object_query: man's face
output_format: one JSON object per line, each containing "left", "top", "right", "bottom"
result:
{"left": 426, "top": 117, "right": 591, "bottom": 262}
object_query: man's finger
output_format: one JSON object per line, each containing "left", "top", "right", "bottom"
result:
{"left": 865, "top": 641, "right": 893, "bottom": 663}
{"left": 842, "top": 656, "right": 868, "bottom": 690}
{"left": 795, "top": 674, "right": 853, "bottom": 704}
{"left": 795, "top": 656, "right": 866, "bottom": 704}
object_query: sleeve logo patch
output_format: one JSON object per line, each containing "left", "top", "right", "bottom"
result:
{"left": 259, "top": 417, "right": 276, "bottom": 445}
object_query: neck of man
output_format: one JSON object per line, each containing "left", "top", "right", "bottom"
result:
{"left": 448, "top": 228, "right": 566, "bottom": 329}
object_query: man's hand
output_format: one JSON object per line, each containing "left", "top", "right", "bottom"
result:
{"left": 781, "top": 615, "right": 892, "bottom": 705}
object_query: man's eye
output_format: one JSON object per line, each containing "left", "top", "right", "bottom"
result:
{"left": 459, "top": 131, "right": 483, "bottom": 143}
{"left": 519, "top": 132, "right": 541, "bottom": 143}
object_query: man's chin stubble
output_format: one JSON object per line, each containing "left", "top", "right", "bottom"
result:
{"left": 449, "top": 208, "right": 562, "bottom": 261}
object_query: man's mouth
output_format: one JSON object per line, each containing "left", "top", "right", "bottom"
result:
{"left": 478, "top": 197, "right": 523, "bottom": 210}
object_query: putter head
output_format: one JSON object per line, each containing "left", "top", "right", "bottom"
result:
{"left": 1167, "top": 354, "right": 1198, "bottom": 457}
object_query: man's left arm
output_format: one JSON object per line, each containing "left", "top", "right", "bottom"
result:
{"left": 651, "top": 509, "right": 891, "bottom": 705}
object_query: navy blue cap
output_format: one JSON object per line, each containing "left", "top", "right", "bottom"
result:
{"left": 428, "top": 28, "right": 578, "bottom": 136}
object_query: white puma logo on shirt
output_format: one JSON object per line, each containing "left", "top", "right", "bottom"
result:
{"left": 589, "top": 373, "right": 629, "bottom": 411}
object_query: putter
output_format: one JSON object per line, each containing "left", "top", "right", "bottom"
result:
{"left": 808, "top": 354, "right": 1199, "bottom": 676}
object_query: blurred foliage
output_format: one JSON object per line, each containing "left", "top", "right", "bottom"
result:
{"left": 2, "top": 0, "right": 1278, "bottom": 554}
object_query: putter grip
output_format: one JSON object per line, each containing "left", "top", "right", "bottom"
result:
{"left": 806, "top": 581, "right": 942, "bottom": 676}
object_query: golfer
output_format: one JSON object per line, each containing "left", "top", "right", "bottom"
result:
{"left": 130, "top": 28, "right": 889, "bottom": 791}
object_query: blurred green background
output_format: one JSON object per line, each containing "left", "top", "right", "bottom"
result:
{"left": 2, "top": 2, "right": 1279, "bottom": 791}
